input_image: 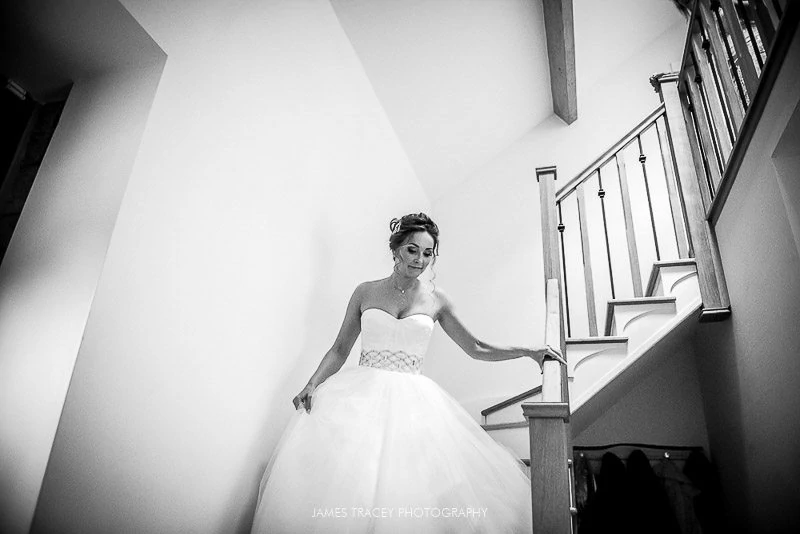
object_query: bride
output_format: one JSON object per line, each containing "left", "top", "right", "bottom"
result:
{"left": 250, "top": 212, "right": 563, "bottom": 533}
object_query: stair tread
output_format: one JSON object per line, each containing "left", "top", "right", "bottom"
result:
{"left": 481, "top": 421, "right": 528, "bottom": 431}
{"left": 650, "top": 258, "right": 697, "bottom": 268}
{"left": 607, "top": 296, "right": 676, "bottom": 305}
{"left": 567, "top": 336, "right": 628, "bottom": 344}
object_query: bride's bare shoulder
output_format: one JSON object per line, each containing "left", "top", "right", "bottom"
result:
{"left": 432, "top": 285, "right": 450, "bottom": 301}
{"left": 431, "top": 285, "right": 454, "bottom": 315}
{"left": 359, "top": 278, "right": 387, "bottom": 293}
{"left": 352, "top": 278, "right": 387, "bottom": 301}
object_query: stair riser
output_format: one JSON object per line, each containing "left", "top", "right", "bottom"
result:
{"left": 485, "top": 426, "right": 531, "bottom": 459}
{"left": 610, "top": 302, "right": 677, "bottom": 348}
{"left": 567, "top": 344, "right": 628, "bottom": 400}
{"left": 652, "top": 266, "right": 699, "bottom": 311}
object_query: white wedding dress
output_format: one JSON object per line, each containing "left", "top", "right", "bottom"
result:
{"left": 250, "top": 307, "right": 533, "bottom": 533}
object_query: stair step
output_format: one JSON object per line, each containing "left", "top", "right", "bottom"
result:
{"left": 604, "top": 296, "right": 677, "bottom": 336}
{"left": 481, "top": 421, "right": 527, "bottom": 431}
{"left": 645, "top": 258, "right": 697, "bottom": 297}
{"left": 566, "top": 336, "right": 628, "bottom": 345}
{"left": 566, "top": 336, "right": 630, "bottom": 381}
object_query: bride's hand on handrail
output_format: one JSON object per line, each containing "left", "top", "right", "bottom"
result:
{"left": 293, "top": 383, "right": 316, "bottom": 413}
{"left": 529, "top": 345, "right": 566, "bottom": 368}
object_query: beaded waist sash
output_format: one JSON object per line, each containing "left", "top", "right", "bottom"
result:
{"left": 359, "top": 349, "right": 423, "bottom": 375}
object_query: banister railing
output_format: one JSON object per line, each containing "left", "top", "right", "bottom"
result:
{"left": 481, "top": 4, "right": 797, "bottom": 531}
{"left": 673, "top": 0, "right": 790, "bottom": 217}
{"left": 552, "top": 107, "right": 692, "bottom": 339}
{"left": 556, "top": 104, "right": 668, "bottom": 201}
{"left": 480, "top": 386, "right": 541, "bottom": 423}
{"left": 649, "top": 0, "right": 796, "bottom": 319}
{"left": 548, "top": 0, "right": 793, "bottom": 340}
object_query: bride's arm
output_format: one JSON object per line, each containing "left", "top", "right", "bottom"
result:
{"left": 294, "top": 283, "right": 364, "bottom": 412}
{"left": 436, "top": 288, "right": 564, "bottom": 368}
{"left": 307, "top": 283, "right": 365, "bottom": 387}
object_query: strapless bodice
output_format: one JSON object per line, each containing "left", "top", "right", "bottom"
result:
{"left": 358, "top": 308, "right": 435, "bottom": 374}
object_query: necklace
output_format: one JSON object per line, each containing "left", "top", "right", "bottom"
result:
{"left": 391, "top": 275, "right": 414, "bottom": 295}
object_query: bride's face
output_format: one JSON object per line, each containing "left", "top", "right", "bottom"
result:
{"left": 395, "top": 231, "right": 435, "bottom": 277}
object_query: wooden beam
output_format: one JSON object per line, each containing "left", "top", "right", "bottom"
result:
{"left": 543, "top": 0, "right": 578, "bottom": 124}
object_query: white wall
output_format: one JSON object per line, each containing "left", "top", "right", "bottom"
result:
{"left": 692, "top": 31, "right": 800, "bottom": 532}
{"left": 31, "top": 1, "right": 427, "bottom": 532}
{"left": 0, "top": 2, "right": 165, "bottom": 530}
{"left": 772, "top": 100, "right": 800, "bottom": 256}
{"left": 330, "top": 0, "right": 553, "bottom": 202}
{"left": 429, "top": 20, "right": 687, "bottom": 415}
{"left": 0, "top": 1, "right": 694, "bottom": 531}
{"left": 695, "top": 158, "right": 800, "bottom": 533}
{"left": 772, "top": 154, "right": 800, "bottom": 255}
{"left": 573, "top": 340, "right": 708, "bottom": 449}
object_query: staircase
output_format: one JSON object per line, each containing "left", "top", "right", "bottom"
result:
{"left": 480, "top": 2, "right": 798, "bottom": 531}
{"left": 483, "top": 259, "right": 702, "bottom": 458}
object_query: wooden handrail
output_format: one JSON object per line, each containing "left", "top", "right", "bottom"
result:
{"left": 481, "top": 386, "right": 542, "bottom": 418}
{"left": 556, "top": 104, "right": 665, "bottom": 201}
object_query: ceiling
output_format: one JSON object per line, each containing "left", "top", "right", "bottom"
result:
{"left": 330, "top": 0, "right": 685, "bottom": 202}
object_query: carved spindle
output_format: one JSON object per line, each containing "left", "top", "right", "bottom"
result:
{"left": 687, "top": 63, "right": 724, "bottom": 192}
{"left": 750, "top": 0, "right": 776, "bottom": 49}
{"left": 691, "top": 32, "right": 735, "bottom": 162}
{"left": 615, "top": 151, "right": 643, "bottom": 297}
{"left": 682, "top": 79, "right": 717, "bottom": 209}
{"left": 655, "top": 117, "right": 692, "bottom": 258}
{"left": 710, "top": 0, "right": 750, "bottom": 110}
{"left": 637, "top": 135, "right": 662, "bottom": 261}
{"left": 737, "top": 0, "right": 766, "bottom": 70}
{"left": 597, "top": 169, "right": 617, "bottom": 300}
{"left": 718, "top": 0, "right": 760, "bottom": 97}
{"left": 576, "top": 183, "right": 598, "bottom": 336}
{"left": 699, "top": 12, "right": 739, "bottom": 142}
{"left": 557, "top": 206, "right": 571, "bottom": 338}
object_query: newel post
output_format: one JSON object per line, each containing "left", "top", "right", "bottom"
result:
{"left": 523, "top": 166, "right": 573, "bottom": 533}
{"left": 650, "top": 74, "right": 731, "bottom": 321}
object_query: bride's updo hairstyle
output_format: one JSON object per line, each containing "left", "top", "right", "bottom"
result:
{"left": 388, "top": 212, "right": 440, "bottom": 260}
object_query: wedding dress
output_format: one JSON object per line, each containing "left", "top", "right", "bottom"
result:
{"left": 250, "top": 307, "right": 533, "bottom": 533}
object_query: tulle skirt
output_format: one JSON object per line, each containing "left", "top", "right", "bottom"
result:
{"left": 250, "top": 366, "right": 532, "bottom": 533}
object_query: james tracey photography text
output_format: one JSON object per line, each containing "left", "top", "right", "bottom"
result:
{"left": 311, "top": 507, "right": 489, "bottom": 519}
